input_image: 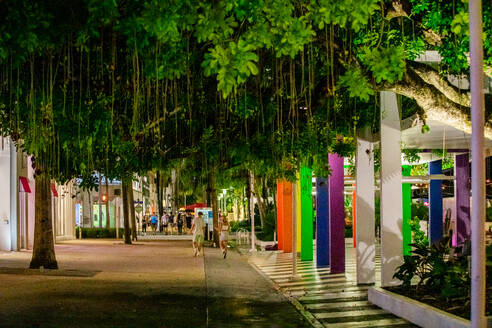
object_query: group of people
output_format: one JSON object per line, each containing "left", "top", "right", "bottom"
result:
{"left": 191, "top": 212, "right": 230, "bottom": 259}
{"left": 160, "top": 211, "right": 189, "bottom": 235}
{"left": 141, "top": 211, "right": 193, "bottom": 235}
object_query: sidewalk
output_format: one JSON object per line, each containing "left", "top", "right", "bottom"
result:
{"left": 0, "top": 239, "right": 309, "bottom": 328}
{"left": 203, "top": 245, "right": 311, "bottom": 328}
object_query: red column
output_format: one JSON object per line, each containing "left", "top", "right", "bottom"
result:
{"left": 277, "top": 181, "right": 284, "bottom": 250}
{"left": 282, "top": 182, "right": 293, "bottom": 253}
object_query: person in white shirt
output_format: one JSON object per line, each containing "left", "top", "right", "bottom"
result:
{"left": 191, "top": 212, "right": 205, "bottom": 257}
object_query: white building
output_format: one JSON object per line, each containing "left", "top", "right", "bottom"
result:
{"left": 0, "top": 137, "right": 75, "bottom": 251}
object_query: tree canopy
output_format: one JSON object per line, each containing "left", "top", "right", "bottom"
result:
{"left": 0, "top": 0, "right": 490, "bottom": 185}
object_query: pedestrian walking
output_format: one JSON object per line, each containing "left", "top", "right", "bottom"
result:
{"left": 169, "top": 213, "right": 175, "bottom": 234}
{"left": 142, "top": 217, "right": 147, "bottom": 233}
{"left": 218, "top": 214, "right": 230, "bottom": 258}
{"left": 177, "top": 213, "right": 184, "bottom": 234}
{"left": 162, "top": 212, "right": 169, "bottom": 235}
{"left": 186, "top": 213, "right": 192, "bottom": 232}
{"left": 191, "top": 212, "right": 205, "bottom": 257}
{"left": 150, "top": 213, "right": 158, "bottom": 232}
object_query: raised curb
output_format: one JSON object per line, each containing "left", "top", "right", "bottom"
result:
{"left": 369, "top": 286, "right": 492, "bottom": 328}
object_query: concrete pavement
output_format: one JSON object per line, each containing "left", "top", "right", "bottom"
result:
{"left": 0, "top": 240, "right": 309, "bottom": 328}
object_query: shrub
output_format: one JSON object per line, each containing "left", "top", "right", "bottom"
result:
{"left": 393, "top": 220, "right": 470, "bottom": 299}
{"left": 76, "top": 227, "right": 125, "bottom": 239}
{"left": 411, "top": 201, "right": 429, "bottom": 221}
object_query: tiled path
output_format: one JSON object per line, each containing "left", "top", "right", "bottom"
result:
{"left": 249, "top": 245, "right": 419, "bottom": 328}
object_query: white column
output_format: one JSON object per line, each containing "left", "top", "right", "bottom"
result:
{"left": 355, "top": 135, "right": 375, "bottom": 285}
{"left": 380, "top": 91, "right": 403, "bottom": 287}
{"left": 469, "top": 0, "right": 486, "bottom": 326}
{"left": 249, "top": 171, "right": 256, "bottom": 252}
{"left": 10, "top": 140, "right": 18, "bottom": 251}
{"left": 0, "top": 140, "right": 12, "bottom": 251}
{"left": 292, "top": 182, "right": 298, "bottom": 279}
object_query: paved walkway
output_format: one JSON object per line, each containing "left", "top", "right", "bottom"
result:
{"left": 248, "top": 245, "right": 418, "bottom": 328}
{"left": 0, "top": 239, "right": 308, "bottom": 328}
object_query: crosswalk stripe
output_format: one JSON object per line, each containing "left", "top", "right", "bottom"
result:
{"left": 300, "top": 291, "right": 368, "bottom": 301}
{"left": 278, "top": 277, "right": 348, "bottom": 287}
{"left": 321, "top": 318, "right": 408, "bottom": 328}
{"left": 305, "top": 300, "right": 371, "bottom": 310}
{"left": 315, "top": 309, "right": 387, "bottom": 319}
{"left": 249, "top": 248, "right": 415, "bottom": 328}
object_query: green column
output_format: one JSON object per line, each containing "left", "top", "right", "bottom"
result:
{"left": 402, "top": 165, "right": 412, "bottom": 256}
{"left": 300, "top": 166, "right": 313, "bottom": 261}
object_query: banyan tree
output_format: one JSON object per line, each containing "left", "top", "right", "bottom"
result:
{"left": 0, "top": 0, "right": 490, "bottom": 267}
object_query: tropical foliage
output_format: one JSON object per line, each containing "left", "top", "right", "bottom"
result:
{"left": 0, "top": 0, "right": 491, "bottom": 267}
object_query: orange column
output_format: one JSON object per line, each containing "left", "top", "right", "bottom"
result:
{"left": 282, "top": 182, "right": 293, "bottom": 253}
{"left": 277, "top": 181, "right": 284, "bottom": 250}
{"left": 352, "top": 187, "right": 356, "bottom": 248}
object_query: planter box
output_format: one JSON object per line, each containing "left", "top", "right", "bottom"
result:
{"left": 255, "top": 238, "right": 275, "bottom": 250}
{"left": 368, "top": 287, "right": 492, "bottom": 328}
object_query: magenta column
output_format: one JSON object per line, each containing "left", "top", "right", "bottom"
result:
{"left": 455, "top": 153, "right": 471, "bottom": 246}
{"left": 329, "top": 154, "right": 345, "bottom": 274}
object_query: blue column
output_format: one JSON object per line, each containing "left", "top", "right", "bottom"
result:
{"left": 316, "top": 178, "right": 329, "bottom": 267}
{"left": 429, "top": 160, "right": 443, "bottom": 243}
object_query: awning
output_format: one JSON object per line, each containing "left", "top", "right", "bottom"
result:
{"left": 19, "top": 176, "right": 31, "bottom": 193}
{"left": 51, "top": 183, "right": 58, "bottom": 197}
{"left": 184, "top": 203, "right": 208, "bottom": 210}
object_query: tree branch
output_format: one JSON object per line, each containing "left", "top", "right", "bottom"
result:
{"left": 408, "top": 61, "right": 471, "bottom": 107}
{"left": 388, "top": 68, "right": 492, "bottom": 139}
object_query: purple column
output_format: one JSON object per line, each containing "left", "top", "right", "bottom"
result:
{"left": 455, "top": 153, "right": 471, "bottom": 246}
{"left": 329, "top": 154, "right": 345, "bottom": 274}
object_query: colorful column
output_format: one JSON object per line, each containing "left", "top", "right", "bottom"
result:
{"left": 429, "top": 160, "right": 443, "bottom": 244}
{"left": 296, "top": 177, "right": 302, "bottom": 253}
{"left": 316, "top": 178, "right": 329, "bottom": 267}
{"left": 282, "top": 182, "right": 293, "bottom": 253}
{"left": 277, "top": 181, "right": 284, "bottom": 250}
{"left": 402, "top": 165, "right": 412, "bottom": 256}
{"left": 355, "top": 135, "right": 375, "bottom": 285}
{"left": 455, "top": 153, "right": 471, "bottom": 246}
{"left": 380, "top": 91, "right": 403, "bottom": 287}
{"left": 329, "top": 154, "right": 345, "bottom": 274}
{"left": 300, "top": 166, "right": 313, "bottom": 261}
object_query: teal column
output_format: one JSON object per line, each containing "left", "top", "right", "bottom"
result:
{"left": 300, "top": 166, "right": 313, "bottom": 261}
{"left": 402, "top": 166, "right": 412, "bottom": 256}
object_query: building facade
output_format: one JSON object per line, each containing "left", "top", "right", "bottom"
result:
{"left": 0, "top": 137, "right": 75, "bottom": 252}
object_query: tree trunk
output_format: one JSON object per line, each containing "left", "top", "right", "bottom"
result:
{"left": 105, "top": 178, "right": 110, "bottom": 229}
{"left": 156, "top": 171, "right": 163, "bottom": 218}
{"left": 30, "top": 170, "right": 58, "bottom": 269}
{"left": 121, "top": 181, "right": 132, "bottom": 244}
{"left": 98, "top": 174, "right": 103, "bottom": 228}
{"left": 208, "top": 169, "right": 219, "bottom": 246}
{"left": 254, "top": 176, "right": 266, "bottom": 228}
{"left": 127, "top": 182, "right": 137, "bottom": 241}
{"left": 171, "top": 169, "right": 178, "bottom": 213}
